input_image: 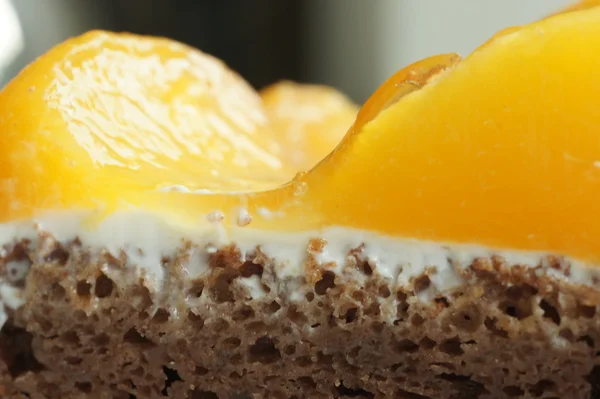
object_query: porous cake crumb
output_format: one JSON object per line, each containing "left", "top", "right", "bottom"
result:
{"left": 0, "top": 231, "right": 599, "bottom": 398}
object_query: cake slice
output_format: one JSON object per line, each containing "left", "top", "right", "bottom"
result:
{"left": 3, "top": 4, "right": 600, "bottom": 399}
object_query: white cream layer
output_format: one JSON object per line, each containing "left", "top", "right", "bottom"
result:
{"left": 0, "top": 210, "right": 598, "bottom": 327}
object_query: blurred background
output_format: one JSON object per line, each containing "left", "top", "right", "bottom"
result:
{"left": 1, "top": 0, "right": 572, "bottom": 103}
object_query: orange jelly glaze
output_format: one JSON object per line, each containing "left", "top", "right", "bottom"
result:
{"left": 2, "top": 6, "right": 600, "bottom": 264}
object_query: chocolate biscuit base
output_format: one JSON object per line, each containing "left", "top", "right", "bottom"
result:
{"left": 1, "top": 233, "right": 600, "bottom": 399}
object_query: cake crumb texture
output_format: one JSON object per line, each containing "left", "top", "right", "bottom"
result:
{"left": 0, "top": 234, "right": 600, "bottom": 398}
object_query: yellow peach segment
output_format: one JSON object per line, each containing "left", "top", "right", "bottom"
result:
{"left": 261, "top": 81, "right": 357, "bottom": 171}
{"left": 3, "top": 5, "right": 600, "bottom": 266}
{"left": 164, "top": 5, "right": 600, "bottom": 262}
{"left": 0, "top": 31, "right": 292, "bottom": 219}
{"left": 292, "top": 6, "right": 600, "bottom": 261}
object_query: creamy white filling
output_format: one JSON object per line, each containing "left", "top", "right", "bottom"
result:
{"left": 0, "top": 209, "right": 598, "bottom": 328}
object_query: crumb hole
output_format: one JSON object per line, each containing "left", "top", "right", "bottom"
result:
{"left": 187, "top": 281, "right": 204, "bottom": 299}
{"left": 435, "top": 296, "right": 450, "bottom": 308}
{"left": 284, "top": 345, "right": 296, "bottom": 355}
{"left": 587, "top": 365, "right": 600, "bottom": 398}
{"left": 233, "top": 305, "right": 255, "bottom": 321}
{"left": 378, "top": 285, "right": 391, "bottom": 298}
{"left": 344, "top": 307, "right": 359, "bottom": 323}
{"left": 499, "top": 302, "right": 527, "bottom": 319}
{"left": 0, "top": 324, "right": 44, "bottom": 377}
{"left": 81, "top": 324, "right": 95, "bottom": 336}
{"left": 187, "top": 310, "right": 204, "bottom": 329}
{"left": 64, "top": 356, "right": 82, "bottom": 365}
{"left": 499, "top": 286, "right": 535, "bottom": 320}
{"left": 305, "top": 292, "right": 315, "bottom": 302}
{"left": 450, "top": 304, "right": 483, "bottom": 332}
{"left": 397, "top": 291, "right": 410, "bottom": 316}
{"left": 395, "top": 339, "right": 419, "bottom": 353}
{"left": 189, "top": 389, "right": 218, "bottom": 399}
{"left": 229, "top": 371, "right": 242, "bottom": 379}
{"left": 420, "top": 336, "right": 436, "bottom": 349}
{"left": 287, "top": 305, "right": 307, "bottom": 325}
{"left": 335, "top": 381, "right": 374, "bottom": 398}
{"left": 579, "top": 304, "right": 597, "bottom": 319}
{"left": 223, "top": 336, "right": 241, "bottom": 349}
{"left": 352, "top": 290, "right": 365, "bottom": 302}
{"left": 365, "top": 302, "right": 380, "bottom": 316}
{"left": 75, "top": 382, "right": 92, "bottom": 393}
{"left": 530, "top": 379, "right": 556, "bottom": 397}
{"left": 559, "top": 328, "right": 575, "bottom": 342}
{"left": 32, "top": 314, "right": 53, "bottom": 333}
{"left": 76, "top": 280, "right": 91, "bottom": 297}
{"left": 439, "top": 337, "right": 464, "bottom": 356}
{"left": 97, "top": 347, "right": 109, "bottom": 355}
{"left": 240, "top": 261, "right": 263, "bottom": 278}
{"left": 317, "top": 351, "right": 333, "bottom": 365}
{"left": 507, "top": 284, "right": 537, "bottom": 299}
{"left": 413, "top": 274, "right": 431, "bottom": 293}
{"left": 45, "top": 246, "right": 69, "bottom": 265}
{"left": 359, "top": 261, "right": 373, "bottom": 276}
{"left": 503, "top": 386, "right": 524, "bottom": 397}
{"left": 298, "top": 376, "right": 316, "bottom": 390}
{"left": 437, "top": 373, "right": 486, "bottom": 397}
{"left": 315, "top": 271, "right": 336, "bottom": 295}
{"left": 267, "top": 300, "right": 281, "bottom": 314}
{"left": 248, "top": 336, "right": 281, "bottom": 364}
{"left": 539, "top": 299, "right": 561, "bottom": 325}
{"left": 578, "top": 335, "right": 595, "bottom": 348}
{"left": 152, "top": 308, "right": 170, "bottom": 324}
{"left": 123, "top": 328, "right": 155, "bottom": 348}
{"left": 213, "top": 317, "right": 229, "bottom": 332}
{"left": 94, "top": 273, "right": 114, "bottom": 298}
{"left": 162, "top": 366, "right": 182, "bottom": 396}
{"left": 73, "top": 310, "right": 87, "bottom": 321}
{"left": 60, "top": 331, "right": 80, "bottom": 346}
{"left": 295, "top": 356, "right": 312, "bottom": 367}
{"left": 211, "top": 271, "right": 238, "bottom": 303}
{"left": 246, "top": 321, "right": 267, "bottom": 333}
{"left": 50, "top": 282, "right": 66, "bottom": 300}
{"left": 484, "top": 317, "right": 508, "bottom": 338}
{"left": 230, "top": 353, "right": 242, "bottom": 365}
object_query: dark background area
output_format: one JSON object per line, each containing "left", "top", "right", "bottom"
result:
{"left": 107, "top": 0, "right": 305, "bottom": 91}
{"left": 1, "top": 0, "right": 570, "bottom": 103}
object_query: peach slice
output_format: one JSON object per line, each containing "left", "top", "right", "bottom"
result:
{"left": 3, "top": 6, "right": 600, "bottom": 265}
{"left": 261, "top": 81, "right": 357, "bottom": 172}
{"left": 244, "top": 5, "right": 600, "bottom": 262}
{"left": 0, "top": 31, "right": 294, "bottom": 219}
{"left": 288, "top": 6, "right": 600, "bottom": 261}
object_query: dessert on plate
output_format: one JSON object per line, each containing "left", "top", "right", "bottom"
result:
{"left": 2, "top": 2, "right": 600, "bottom": 398}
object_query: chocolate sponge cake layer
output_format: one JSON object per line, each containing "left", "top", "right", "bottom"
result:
{"left": 1, "top": 231, "right": 600, "bottom": 398}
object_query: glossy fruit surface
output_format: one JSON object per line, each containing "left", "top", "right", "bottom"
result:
{"left": 261, "top": 81, "right": 357, "bottom": 171}
{"left": 3, "top": 6, "right": 600, "bottom": 264}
